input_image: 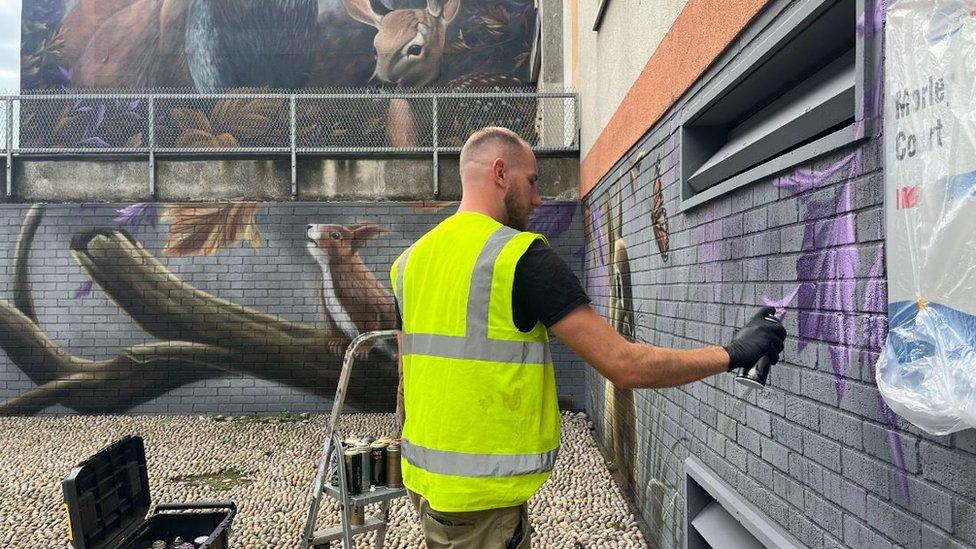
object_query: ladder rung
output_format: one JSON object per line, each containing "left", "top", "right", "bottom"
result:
{"left": 311, "top": 516, "right": 387, "bottom": 544}
{"left": 321, "top": 484, "right": 408, "bottom": 506}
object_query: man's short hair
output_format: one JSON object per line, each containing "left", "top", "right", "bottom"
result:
{"left": 459, "top": 127, "right": 529, "bottom": 167}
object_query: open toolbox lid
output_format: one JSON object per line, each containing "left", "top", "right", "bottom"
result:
{"left": 62, "top": 435, "right": 152, "bottom": 549}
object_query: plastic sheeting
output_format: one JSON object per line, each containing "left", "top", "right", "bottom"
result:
{"left": 879, "top": 0, "right": 976, "bottom": 434}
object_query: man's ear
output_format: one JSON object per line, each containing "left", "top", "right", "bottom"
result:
{"left": 491, "top": 157, "right": 507, "bottom": 189}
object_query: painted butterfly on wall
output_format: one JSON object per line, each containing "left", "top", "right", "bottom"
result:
{"left": 651, "top": 173, "right": 670, "bottom": 261}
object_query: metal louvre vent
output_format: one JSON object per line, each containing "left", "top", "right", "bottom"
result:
{"left": 678, "top": 0, "right": 871, "bottom": 211}
{"left": 684, "top": 457, "right": 802, "bottom": 549}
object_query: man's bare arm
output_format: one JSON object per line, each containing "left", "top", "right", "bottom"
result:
{"left": 549, "top": 304, "right": 730, "bottom": 389}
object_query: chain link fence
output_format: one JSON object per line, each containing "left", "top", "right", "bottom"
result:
{"left": 2, "top": 90, "right": 578, "bottom": 155}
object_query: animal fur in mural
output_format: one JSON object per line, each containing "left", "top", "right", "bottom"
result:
{"left": 603, "top": 191, "right": 637, "bottom": 487}
{"left": 0, "top": 205, "right": 399, "bottom": 415}
{"left": 306, "top": 223, "right": 397, "bottom": 357}
{"left": 342, "top": 0, "right": 461, "bottom": 88}
{"left": 58, "top": 0, "right": 320, "bottom": 89}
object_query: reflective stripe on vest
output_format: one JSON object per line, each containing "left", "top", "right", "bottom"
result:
{"left": 398, "top": 223, "right": 555, "bottom": 481}
{"left": 400, "top": 225, "right": 549, "bottom": 364}
{"left": 401, "top": 438, "right": 559, "bottom": 477}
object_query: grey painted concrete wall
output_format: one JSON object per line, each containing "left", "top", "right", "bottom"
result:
{"left": 0, "top": 155, "right": 578, "bottom": 203}
{"left": 581, "top": 0, "right": 976, "bottom": 548}
{"left": 0, "top": 201, "right": 586, "bottom": 415}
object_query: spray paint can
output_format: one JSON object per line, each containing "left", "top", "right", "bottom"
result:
{"left": 385, "top": 443, "right": 403, "bottom": 488}
{"left": 356, "top": 444, "right": 371, "bottom": 493}
{"left": 349, "top": 504, "right": 365, "bottom": 526}
{"left": 370, "top": 441, "right": 387, "bottom": 486}
{"left": 735, "top": 315, "right": 781, "bottom": 389}
{"left": 343, "top": 449, "right": 362, "bottom": 496}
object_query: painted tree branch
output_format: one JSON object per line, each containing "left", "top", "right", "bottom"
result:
{"left": 13, "top": 204, "right": 43, "bottom": 325}
{"left": 0, "top": 300, "right": 246, "bottom": 414}
{"left": 0, "top": 210, "right": 397, "bottom": 415}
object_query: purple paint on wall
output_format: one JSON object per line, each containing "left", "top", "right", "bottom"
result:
{"left": 590, "top": 207, "right": 607, "bottom": 267}
{"left": 114, "top": 203, "right": 159, "bottom": 230}
{"left": 698, "top": 212, "right": 725, "bottom": 263}
{"left": 72, "top": 280, "right": 93, "bottom": 299}
{"left": 877, "top": 393, "right": 911, "bottom": 501}
{"left": 762, "top": 284, "right": 800, "bottom": 321}
{"left": 529, "top": 201, "right": 576, "bottom": 241}
{"left": 781, "top": 151, "right": 861, "bottom": 399}
{"left": 857, "top": 0, "right": 885, "bottom": 37}
{"left": 860, "top": 245, "right": 907, "bottom": 499}
{"left": 775, "top": 152, "right": 860, "bottom": 196}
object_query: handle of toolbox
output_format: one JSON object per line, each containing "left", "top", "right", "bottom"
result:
{"left": 155, "top": 500, "right": 237, "bottom": 519}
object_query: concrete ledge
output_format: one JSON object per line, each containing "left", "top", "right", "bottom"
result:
{"left": 297, "top": 157, "right": 433, "bottom": 200}
{"left": 156, "top": 158, "right": 292, "bottom": 201}
{"left": 6, "top": 154, "right": 578, "bottom": 202}
{"left": 14, "top": 159, "right": 151, "bottom": 202}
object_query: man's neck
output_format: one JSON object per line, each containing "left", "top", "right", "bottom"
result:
{"left": 456, "top": 200, "right": 506, "bottom": 226}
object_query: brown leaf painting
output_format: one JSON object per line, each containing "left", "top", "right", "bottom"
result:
{"left": 161, "top": 203, "right": 262, "bottom": 256}
{"left": 651, "top": 175, "right": 670, "bottom": 261}
{"left": 212, "top": 98, "right": 285, "bottom": 139}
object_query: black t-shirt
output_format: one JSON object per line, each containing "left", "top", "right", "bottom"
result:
{"left": 396, "top": 240, "right": 590, "bottom": 332}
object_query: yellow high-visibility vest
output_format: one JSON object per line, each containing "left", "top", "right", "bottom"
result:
{"left": 390, "top": 211, "right": 561, "bottom": 512}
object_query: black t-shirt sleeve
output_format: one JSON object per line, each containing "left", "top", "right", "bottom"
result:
{"left": 394, "top": 240, "right": 591, "bottom": 333}
{"left": 512, "top": 240, "right": 591, "bottom": 332}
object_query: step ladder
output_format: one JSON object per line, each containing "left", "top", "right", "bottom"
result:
{"left": 301, "top": 330, "right": 407, "bottom": 549}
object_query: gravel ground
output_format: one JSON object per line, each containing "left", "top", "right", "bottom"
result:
{"left": 0, "top": 411, "right": 645, "bottom": 548}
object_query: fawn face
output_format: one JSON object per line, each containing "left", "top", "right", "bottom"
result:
{"left": 342, "top": 0, "right": 461, "bottom": 87}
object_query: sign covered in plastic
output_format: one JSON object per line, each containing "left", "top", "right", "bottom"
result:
{"left": 879, "top": 0, "right": 976, "bottom": 434}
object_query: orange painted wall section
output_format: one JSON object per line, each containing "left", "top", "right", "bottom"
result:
{"left": 580, "top": 0, "right": 770, "bottom": 197}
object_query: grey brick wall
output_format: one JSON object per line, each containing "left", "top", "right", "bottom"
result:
{"left": 580, "top": 3, "right": 975, "bottom": 549}
{"left": 0, "top": 200, "right": 585, "bottom": 415}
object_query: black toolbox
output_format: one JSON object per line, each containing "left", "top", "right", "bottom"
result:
{"left": 62, "top": 435, "right": 236, "bottom": 549}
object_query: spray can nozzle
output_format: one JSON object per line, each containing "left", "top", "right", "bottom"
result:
{"left": 734, "top": 314, "right": 780, "bottom": 389}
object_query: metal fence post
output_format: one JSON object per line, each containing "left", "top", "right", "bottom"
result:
{"left": 290, "top": 95, "right": 297, "bottom": 198}
{"left": 574, "top": 94, "right": 581, "bottom": 149}
{"left": 5, "top": 98, "right": 13, "bottom": 197}
{"left": 432, "top": 95, "right": 439, "bottom": 198}
{"left": 148, "top": 95, "right": 155, "bottom": 198}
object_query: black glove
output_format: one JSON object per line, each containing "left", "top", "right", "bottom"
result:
{"left": 724, "top": 307, "right": 787, "bottom": 372}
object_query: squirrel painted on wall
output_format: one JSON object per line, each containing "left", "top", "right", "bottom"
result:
{"left": 305, "top": 223, "right": 397, "bottom": 357}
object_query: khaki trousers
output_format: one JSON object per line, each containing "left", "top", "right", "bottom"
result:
{"left": 408, "top": 489, "right": 531, "bottom": 549}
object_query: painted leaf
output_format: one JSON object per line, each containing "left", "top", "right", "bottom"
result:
{"left": 114, "top": 203, "right": 159, "bottom": 230}
{"left": 161, "top": 202, "right": 263, "bottom": 256}
{"left": 94, "top": 103, "right": 106, "bottom": 130}
{"left": 176, "top": 129, "right": 218, "bottom": 148}
{"left": 169, "top": 107, "right": 213, "bottom": 134}
{"left": 79, "top": 137, "right": 110, "bottom": 148}
{"left": 72, "top": 281, "right": 93, "bottom": 299}
{"left": 214, "top": 132, "right": 240, "bottom": 148}
{"left": 124, "top": 132, "right": 144, "bottom": 148}
{"left": 213, "top": 98, "right": 284, "bottom": 138}
{"left": 651, "top": 176, "right": 670, "bottom": 261}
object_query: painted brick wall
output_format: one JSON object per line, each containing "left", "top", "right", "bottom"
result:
{"left": 580, "top": 4, "right": 976, "bottom": 549}
{"left": 0, "top": 201, "right": 585, "bottom": 415}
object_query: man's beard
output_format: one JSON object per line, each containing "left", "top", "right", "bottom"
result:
{"left": 503, "top": 186, "right": 531, "bottom": 231}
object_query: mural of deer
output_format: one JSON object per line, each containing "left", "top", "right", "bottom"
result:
{"left": 342, "top": 0, "right": 461, "bottom": 87}
{"left": 342, "top": 0, "right": 460, "bottom": 147}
